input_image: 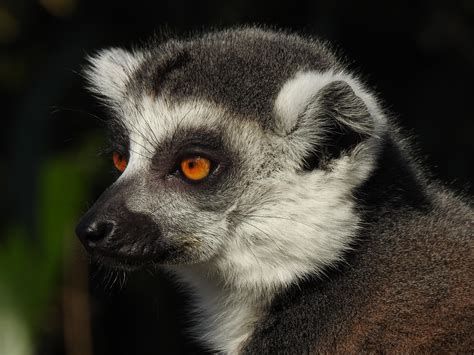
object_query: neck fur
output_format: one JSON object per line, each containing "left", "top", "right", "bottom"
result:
{"left": 165, "top": 140, "right": 382, "bottom": 353}
{"left": 168, "top": 263, "right": 272, "bottom": 354}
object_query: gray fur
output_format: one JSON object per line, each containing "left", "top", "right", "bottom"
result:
{"left": 77, "top": 27, "right": 474, "bottom": 353}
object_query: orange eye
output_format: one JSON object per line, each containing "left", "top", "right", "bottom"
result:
{"left": 180, "top": 156, "right": 211, "bottom": 181}
{"left": 113, "top": 152, "right": 128, "bottom": 172}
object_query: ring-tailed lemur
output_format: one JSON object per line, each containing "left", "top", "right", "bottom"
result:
{"left": 76, "top": 27, "right": 473, "bottom": 353}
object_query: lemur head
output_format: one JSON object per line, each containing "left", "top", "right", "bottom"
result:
{"left": 76, "top": 28, "right": 386, "bottom": 290}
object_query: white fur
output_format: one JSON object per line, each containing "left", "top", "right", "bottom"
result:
{"left": 87, "top": 58, "right": 387, "bottom": 353}
{"left": 173, "top": 157, "right": 376, "bottom": 353}
{"left": 274, "top": 70, "right": 386, "bottom": 138}
{"left": 166, "top": 150, "right": 376, "bottom": 353}
{"left": 84, "top": 48, "right": 144, "bottom": 104}
{"left": 120, "top": 98, "right": 379, "bottom": 353}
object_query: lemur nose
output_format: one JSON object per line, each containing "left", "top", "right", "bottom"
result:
{"left": 75, "top": 219, "right": 114, "bottom": 249}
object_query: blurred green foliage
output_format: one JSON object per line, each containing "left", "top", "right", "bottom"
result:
{"left": 0, "top": 138, "right": 102, "bottom": 355}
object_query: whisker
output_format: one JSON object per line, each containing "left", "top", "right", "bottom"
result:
{"left": 137, "top": 109, "right": 161, "bottom": 149}
{"left": 238, "top": 213, "right": 322, "bottom": 233}
{"left": 127, "top": 129, "right": 155, "bottom": 158}
{"left": 50, "top": 106, "right": 108, "bottom": 123}
{"left": 129, "top": 120, "right": 159, "bottom": 155}
{"left": 170, "top": 106, "right": 194, "bottom": 146}
{"left": 231, "top": 215, "right": 287, "bottom": 256}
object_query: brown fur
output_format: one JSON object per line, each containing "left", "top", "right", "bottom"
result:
{"left": 327, "top": 199, "right": 473, "bottom": 353}
{"left": 243, "top": 148, "right": 473, "bottom": 354}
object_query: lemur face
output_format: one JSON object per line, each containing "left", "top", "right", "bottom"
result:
{"left": 77, "top": 97, "right": 274, "bottom": 269}
{"left": 76, "top": 29, "right": 385, "bottom": 282}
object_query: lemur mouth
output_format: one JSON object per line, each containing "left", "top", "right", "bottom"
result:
{"left": 92, "top": 252, "right": 154, "bottom": 272}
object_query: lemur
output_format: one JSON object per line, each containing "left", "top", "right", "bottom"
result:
{"left": 76, "top": 27, "right": 473, "bottom": 354}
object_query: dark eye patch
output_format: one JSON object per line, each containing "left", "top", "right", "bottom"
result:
{"left": 149, "top": 127, "right": 234, "bottom": 186}
{"left": 105, "top": 119, "right": 130, "bottom": 155}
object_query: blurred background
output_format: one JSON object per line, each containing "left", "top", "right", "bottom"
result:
{"left": 1, "top": 0, "right": 472, "bottom": 354}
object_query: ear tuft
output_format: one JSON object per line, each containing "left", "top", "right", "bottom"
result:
{"left": 274, "top": 71, "right": 383, "bottom": 170}
{"left": 84, "top": 48, "right": 144, "bottom": 103}
{"left": 302, "top": 80, "right": 373, "bottom": 169}
{"left": 315, "top": 80, "right": 373, "bottom": 137}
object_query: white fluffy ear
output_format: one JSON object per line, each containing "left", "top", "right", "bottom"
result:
{"left": 84, "top": 48, "right": 144, "bottom": 103}
{"left": 274, "top": 71, "right": 386, "bottom": 169}
{"left": 274, "top": 71, "right": 382, "bottom": 135}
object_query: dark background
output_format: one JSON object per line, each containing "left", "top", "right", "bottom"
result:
{"left": 1, "top": 1, "right": 472, "bottom": 354}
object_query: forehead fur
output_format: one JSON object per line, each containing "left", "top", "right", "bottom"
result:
{"left": 122, "top": 28, "right": 342, "bottom": 128}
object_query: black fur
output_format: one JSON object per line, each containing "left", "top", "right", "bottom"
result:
{"left": 302, "top": 80, "right": 373, "bottom": 171}
{"left": 82, "top": 27, "right": 473, "bottom": 353}
{"left": 129, "top": 28, "right": 341, "bottom": 128}
{"left": 76, "top": 177, "right": 186, "bottom": 266}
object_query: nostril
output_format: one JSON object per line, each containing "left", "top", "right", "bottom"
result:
{"left": 76, "top": 220, "right": 115, "bottom": 248}
{"left": 89, "top": 222, "right": 113, "bottom": 242}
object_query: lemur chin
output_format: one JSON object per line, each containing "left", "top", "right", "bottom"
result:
{"left": 76, "top": 27, "right": 474, "bottom": 354}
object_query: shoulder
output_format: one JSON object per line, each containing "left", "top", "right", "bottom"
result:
{"left": 243, "top": 189, "right": 473, "bottom": 353}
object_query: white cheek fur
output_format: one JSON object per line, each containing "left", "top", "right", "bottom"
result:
{"left": 86, "top": 49, "right": 386, "bottom": 353}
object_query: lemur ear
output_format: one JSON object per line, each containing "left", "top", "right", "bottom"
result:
{"left": 274, "top": 71, "right": 378, "bottom": 170}
{"left": 84, "top": 48, "right": 144, "bottom": 104}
